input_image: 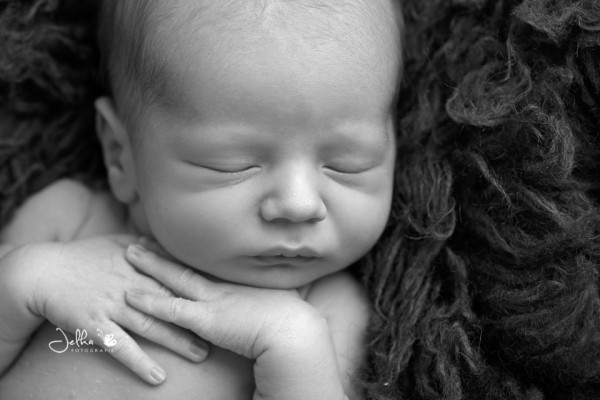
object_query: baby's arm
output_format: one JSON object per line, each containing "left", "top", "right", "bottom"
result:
{"left": 0, "top": 179, "right": 206, "bottom": 383}
{"left": 0, "top": 179, "right": 96, "bottom": 374}
{"left": 0, "top": 243, "right": 45, "bottom": 374}
{"left": 303, "top": 272, "right": 370, "bottom": 399}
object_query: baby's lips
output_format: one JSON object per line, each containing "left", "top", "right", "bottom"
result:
{"left": 257, "top": 246, "right": 322, "bottom": 258}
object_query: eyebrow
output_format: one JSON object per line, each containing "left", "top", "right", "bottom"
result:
{"left": 167, "top": 120, "right": 393, "bottom": 156}
{"left": 171, "top": 123, "right": 266, "bottom": 144}
{"left": 331, "top": 120, "right": 394, "bottom": 145}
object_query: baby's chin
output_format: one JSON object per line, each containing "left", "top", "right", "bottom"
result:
{"left": 185, "top": 265, "right": 318, "bottom": 291}
{"left": 197, "top": 271, "right": 308, "bottom": 290}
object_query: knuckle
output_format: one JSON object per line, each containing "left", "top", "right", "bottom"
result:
{"left": 137, "top": 314, "right": 158, "bottom": 334}
{"left": 107, "top": 333, "right": 131, "bottom": 356}
{"left": 98, "top": 289, "right": 119, "bottom": 304}
{"left": 168, "top": 297, "right": 185, "bottom": 321}
{"left": 88, "top": 308, "right": 107, "bottom": 325}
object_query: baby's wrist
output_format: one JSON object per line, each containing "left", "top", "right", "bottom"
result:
{"left": 263, "top": 303, "right": 330, "bottom": 351}
{"left": 265, "top": 308, "right": 337, "bottom": 366}
{"left": 1, "top": 242, "right": 62, "bottom": 320}
{"left": 257, "top": 314, "right": 345, "bottom": 399}
{"left": 0, "top": 243, "right": 62, "bottom": 342}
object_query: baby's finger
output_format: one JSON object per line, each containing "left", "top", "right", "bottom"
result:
{"left": 126, "top": 244, "right": 209, "bottom": 300}
{"left": 108, "top": 234, "right": 140, "bottom": 247}
{"left": 137, "top": 237, "right": 172, "bottom": 260}
{"left": 126, "top": 288, "right": 300, "bottom": 359}
{"left": 126, "top": 290, "right": 239, "bottom": 353}
{"left": 117, "top": 309, "right": 209, "bottom": 362}
{"left": 127, "top": 291, "right": 203, "bottom": 330}
{"left": 132, "top": 273, "right": 175, "bottom": 298}
{"left": 95, "top": 321, "right": 168, "bottom": 385}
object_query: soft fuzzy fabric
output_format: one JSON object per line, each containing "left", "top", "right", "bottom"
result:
{"left": 363, "top": 0, "right": 600, "bottom": 399}
{"left": 2, "top": 1, "right": 600, "bottom": 399}
{"left": 0, "top": 0, "right": 103, "bottom": 227}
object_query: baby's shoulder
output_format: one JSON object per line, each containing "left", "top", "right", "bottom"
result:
{"left": 1, "top": 178, "right": 125, "bottom": 244}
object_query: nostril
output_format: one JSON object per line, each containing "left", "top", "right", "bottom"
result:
{"left": 260, "top": 196, "right": 326, "bottom": 223}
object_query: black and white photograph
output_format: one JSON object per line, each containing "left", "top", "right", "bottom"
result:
{"left": 0, "top": 0, "right": 599, "bottom": 399}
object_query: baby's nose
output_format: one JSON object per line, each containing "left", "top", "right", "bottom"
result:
{"left": 259, "top": 167, "right": 326, "bottom": 223}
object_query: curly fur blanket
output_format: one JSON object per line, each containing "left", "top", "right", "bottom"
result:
{"left": 2, "top": 1, "right": 600, "bottom": 399}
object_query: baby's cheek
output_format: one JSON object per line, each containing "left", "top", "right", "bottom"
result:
{"left": 336, "top": 193, "right": 390, "bottom": 262}
{"left": 149, "top": 199, "right": 238, "bottom": 271}
{"left": 152, "top": 212, "right": 212, "bottom": 263}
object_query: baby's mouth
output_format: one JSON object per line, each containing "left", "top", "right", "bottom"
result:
{"left": 257, "top": 247, "right": 321, "bottom": 258}
{"left": 252, "top": 255, "right": 318, "bottom": 265}
{"left": 253, "top": 247, "right": 322, "bottom": 264}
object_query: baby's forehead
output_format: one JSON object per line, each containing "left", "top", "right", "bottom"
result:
{"left": 142, "top": 0, "right": 401, "bottom": 51}
{"left": 107, "top": 0, "right": 402, "bottom": 118}
{"left": 144, "top": 0, "right": 401, "bottom": 78}
{"left": 146, "top": 0, "right": 398, "bottom": 24}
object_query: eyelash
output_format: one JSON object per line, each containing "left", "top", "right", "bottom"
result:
{"left": 188, "top": 162, "right": 371, "bottom": 175}
{"left": 197, "top": 164, "right": 257, "bottom": 174}
{"left": 323, "top": 165, "right": 372, "bottom": 175}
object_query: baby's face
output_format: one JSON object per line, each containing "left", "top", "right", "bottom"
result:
{"left": 127, "top": 1, "right": 400, "bottom": 289}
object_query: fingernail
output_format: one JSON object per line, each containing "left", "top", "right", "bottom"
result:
{"left": 138, "top": 236, "right": 158, "bottom": 252}
{"left": 127, "top": 244, "right": 146, "bottom": 258}
{"left": 189, "top": 340, "right": 209, "bottom": 360}
{"left": 150, "top": 366, "right": 166, "bottom": 384}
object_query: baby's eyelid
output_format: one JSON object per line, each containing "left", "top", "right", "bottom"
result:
{"left": 209, "top": 166, "right": 255, "bottom": 174}
{"left": 186, "top": 161, "right": 258, "bottom": 174}
{"left": 323, "top": 165, "right": 372, "bottom": 174}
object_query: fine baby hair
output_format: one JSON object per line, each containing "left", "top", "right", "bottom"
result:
{"left": 96, "top": 0, "right": 403, "bottom": 134}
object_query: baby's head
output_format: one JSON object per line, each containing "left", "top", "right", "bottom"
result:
{"left": 95, "top": 0, "right": 403, "bottom": 288}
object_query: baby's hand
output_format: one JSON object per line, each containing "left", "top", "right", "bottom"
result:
{"left": 125, "top": 242, "right": 347, "bottom": 400}
{"left": 18, "top": 235, "right": 208, "bottom": 385}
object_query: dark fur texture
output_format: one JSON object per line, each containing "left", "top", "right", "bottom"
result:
{"left": 2, "top": 0, "right": 600, "bottom": 399}
{"left": 364, "top": 0, "right": 600, "bottom": 398}
{"left": 0, "top": 0, "right": 103, "bottom": 226}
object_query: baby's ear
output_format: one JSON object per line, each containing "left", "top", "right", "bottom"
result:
{"left": 95, "top": 97, "right": 138, "bottom": 204}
